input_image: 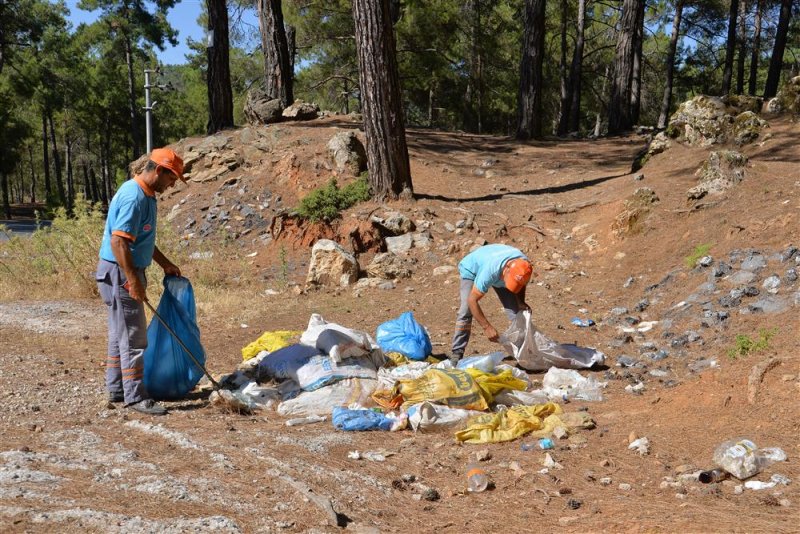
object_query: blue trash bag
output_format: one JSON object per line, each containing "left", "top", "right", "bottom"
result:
{"left": 332, "top": 407, "right": 393, "bottom": 431}
{"left": 375, "top": 311, "right": 432, "bottom": 361}
{"left": 143, "top": 276, "right": 206, "bottom": 400}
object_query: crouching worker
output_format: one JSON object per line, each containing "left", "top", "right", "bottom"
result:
{"left": 450, "top": 243, "right": 533, "bottom": 365}
{"left": 95, "top": 148, "right": 185, "bottom": 415}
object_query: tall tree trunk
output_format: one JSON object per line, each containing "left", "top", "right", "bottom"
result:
{"left": 28, "top": 144, "right": 36, "bottom": 204}
{"left": 90, "top": 166, "right": 100, "bottom": 203}
{"left": 351, "top": 0, "right": 412, "bottom": 200}
{"left": 0, "top": 173, "right": 9, "bottom": 219}
{"left": 608, "top": 0, "right": 642, "bottom": 134}
{"left": 557, "top": 0, "right": 571, "bottom": 136}
{"left": 516, "top": 0, "right": 547, "bottom": 140}
{"left": 630, "top": 0, "right": 645, "bottom": 125}
{"left": 287, "top": 25, "right": 296, "bottom": 74}
{"left": 748, "top": 0, "right": 764, "bottom": 95}
{"left": 102, "top": 117, "right": 112, "bottom": 204}
{"left": 47, "top": 111, "right": 66, "bottom": 207}
{"left": 206, "top": 0, "right": 234, "bottom": 134}
{"left": 463, "top": 0, "right": 481, "bottom": 132}
{"left": 258, "top": 0, "right": 293, "bottom": 107}
{"left": 658, "top": 0, "right": 684, "bottom": 129}
{"left": 123, "top": 34, "right": 141, "bottom": 160}
{"left": 41, "top": 112, "right": 52, "bottom": 203}
{"left": 567, "top": 0, "right": 586, "bottom": 133}
{"left": 735, "top": 0, "right": 747, "bottom": 94}
{"left": 595, "top": 65, "right": 611, "bottom": 137}
{"left": 764, "top": 0, "right": 793, "bottom": 98}
{"left": 65, "top": 135, "right": 74, "bottom": 212}
{"left": 721, "top": 0, "right": 739, "bottom": 94}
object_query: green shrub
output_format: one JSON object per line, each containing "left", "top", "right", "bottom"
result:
{"left": 297, "top": 176, "right": 371, "bottom": 222}
{"left": 685, "top": 243, "right": 713, "bottom": 268}
{"left": 727, "top": 328, "right": 778, "bottom": 359}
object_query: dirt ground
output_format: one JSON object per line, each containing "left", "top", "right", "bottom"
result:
{"left": 1, "top": 116, "right": 799, "bottom": 533}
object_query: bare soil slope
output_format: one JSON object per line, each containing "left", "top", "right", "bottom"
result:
{"left": 1, "top": 116, "right": 798, "bottom": 533}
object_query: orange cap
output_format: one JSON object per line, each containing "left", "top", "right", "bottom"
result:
{"left": 150, "top": 147, "right": 185, "bottom": 182}
{"left": 504, "top": 258, "right": 532, "bottom": 293}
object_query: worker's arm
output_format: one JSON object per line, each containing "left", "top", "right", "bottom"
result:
{"left": 153, "top": 246, "right": 181, "bottom": 277}
{"left": 467, "top": 286, "right": 499, "bottom": 342}
{"left": 111, "top": 234, "right": 147, "bottom": 302}
{"left": 517, "top": 286, "right": 531, "bottom": 312}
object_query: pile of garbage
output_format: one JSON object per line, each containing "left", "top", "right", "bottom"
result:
{"left": 209, "top": 310, "right": 606, "bottom": 444}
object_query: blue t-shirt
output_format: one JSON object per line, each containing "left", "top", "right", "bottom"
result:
{"left": 99, "top": 178, "right": 157, "bottom": 269}
{"left": 458, "top": 244, "right": 527, "bottom": 293}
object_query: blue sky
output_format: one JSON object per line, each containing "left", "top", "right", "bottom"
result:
{"left": 63, "top": 0, "right": 258, "bottom": 65}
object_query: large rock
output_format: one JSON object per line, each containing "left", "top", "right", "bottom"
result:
{"left": 305, "top": 239, "right": 360, "bottom": 288}
{"left": 365, "top": 252, "right": 412, "bottom": 279}
{"left": 767, "top": 75, "right": 800, "bottom": 114}
{"left": 282, "top": 100, "right": 320, "bottom": 121}
{"left": 666, "top": 95, "right": 767, "bottom": 147}
{"left": 687, "top": 150, "right": 748, "bottom": 200}
{"left": 327, "top": 132, "right": 367, "bottom": 176}
{"left": 243, "top": 87, "right": 283, "bottom": 125}
{"left": 370, "top": 211, "right": 415, "bottom": 235}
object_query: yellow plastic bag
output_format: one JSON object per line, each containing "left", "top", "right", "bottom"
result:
{"left": 455, "top": 403, "right": 564, "bottom": 444}
{"left": 384, "top": 351, "right": 410, "bottom": 367}
{"left": 241, "top": 330, "right": 302, "bottom": 361}
{"left": 465, "top": 368, "right": 528, "bottom": 404}
{"left": 395, "top": 368, "right": 489, "bottom": 411}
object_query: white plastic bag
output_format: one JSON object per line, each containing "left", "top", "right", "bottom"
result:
{"left": 377, "top": 361, "right": 431, "bottom": 390}
{"left": 407, "top": 401, "right": 483, "bottom": 432}
{"left": 500, "top": 310, "right": 605, "bottom": 371}
{"left": 493, "top": 389, "right": 550, "bottom": 406}
{"left": 296, "top": 355, "right": 378, "bottom": 391}
{"left": 277, "top": 378, "right": 378, "bottom": 417}
{"left": 541, "top": 367, "right": 606, "bottom": 401}
{"left": 456, "top": 352, "right": 506, "bottom": 373}
{"left": 301, "top": 313, "right": 378, "bottom": 362}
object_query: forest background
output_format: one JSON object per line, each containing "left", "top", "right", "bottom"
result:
{"left": 0, "top": 0, "right": 798, "bottom": 216}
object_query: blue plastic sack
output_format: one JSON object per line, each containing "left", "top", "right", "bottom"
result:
{"left": 143, "top": 276, "right": 206, "bottom": 400}
{"left": 375, "top": 312, "right": 432, "bottom": 361}
{"left": 332, "top": 407, "right": 393, "bottom": 431}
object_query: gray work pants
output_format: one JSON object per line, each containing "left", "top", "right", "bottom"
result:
{"left": 95, "top": 259, "right": 149, "bottom": 405}
{"left": 451, "top": 278, "right": 520, "bottom": 355}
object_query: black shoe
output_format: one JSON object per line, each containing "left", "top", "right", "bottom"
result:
{"left": 128, "top": 399, "right": 167, "bottom": 416}
{"left": 449, "top": 352, "right": 463, "bottom": 366}
{"left": 108, "top": 392, "right": 124, "bottom": 403}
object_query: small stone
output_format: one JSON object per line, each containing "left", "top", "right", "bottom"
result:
{"left": 611, "top": 307, "right": 629, "bottom": 316}
{"left": 763, "top": 275, "right": 781, "bottom": 293}
{"left": 475, "top": 449, "right": 492, "bottom": 462}
{"left": 697, "top": 256, "right": 713, "bottom": 267}
{"left": 553, "top": 427, "right": 568, "bottom": 440}
{"left": 566, "top": 498, "right": 582, "bottom": 510}
{"left": 616, "top": 355, "right": 639, "bottom": 368}
{"left": 623, "top": 276, "right": 635, "bottom": 288}
{"left": 734, "top": 485, "right": 743, "bottom": 495}
{"left": 713, "top": 262, "right": 732, "bottom": 277}
{"left": 628, "top": 431, "right": 638, "bottom": 444}
{"left": 779, "top": 498, "right": 791, "bottom": 507}
{"left": 785, "top": 268, "right": 798, "bottom": 282}
{"left": 422, "top": 488, "right": 440, "bottom": 501}
{"left": 619, "top": 483, "right": 632, "bottom": 491}
{"left": 444, "top": 222, "right": 456, "bottom": 232}
{"left": 599, "top": 477, "right": 612, "bottom": 486}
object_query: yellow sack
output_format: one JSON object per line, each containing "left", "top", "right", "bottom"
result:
{"left": 465, "top": 368, "right": 528, "bottom": 404}
{"left": 385, "top": 351, "right": 410, "bottom": 367}
{"left": 241, "top": 330, "right": 302, "bottom": 361}
{"left": 455, "top": 403, "right": 564, "bottom": 444}
{"left": 395, "top": 368, "right": 489, "bottom": 411}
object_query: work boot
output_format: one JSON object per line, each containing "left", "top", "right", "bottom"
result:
{"left": 128, "top": 399, "right": 167, "bottom": 416}
{"left": 108, "top": 391, "right": 124, "bottom": 403}
{"left": 449, "top": 352, "right": 463, "bottom": 366}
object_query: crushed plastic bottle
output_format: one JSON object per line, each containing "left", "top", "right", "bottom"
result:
{"left": 712, "top": 438, "right": 787, "bottom": 479}
{"left": 466, "top": 463, "right": 489, "bottom": 493}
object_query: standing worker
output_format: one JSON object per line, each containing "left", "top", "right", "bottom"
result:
{"left": 451, "top": 243, "right": 533, "bottom": 364}
{"left": 95, "top": 148, "right": 185, "bottom": 415}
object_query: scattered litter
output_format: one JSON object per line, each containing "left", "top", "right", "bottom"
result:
{"left": 538, "top": 438, "right": 554, "bottom": 450}
{"left": 466, "top": 463, "right": 489, "bottom": 492}
{"left": 744, "top": 474, "right": 791, "bottom": 490}
{"left": 542, "top": 453, "right": 563, "bottom": 470}
{"left": 407, "top": 402, "right": 482, "bottom": 433}
{"left": 541, "top": 368, "right": 607, "bottom": 401}
{"left": 628, "top": 437, "right": 650, "bottom": 456}
{"left": 285, "top": 415, "right": 327, "bottom": 427}
{"left": 332, "top": 407, "right": 406, "bottom": 432}
{"left": 620, "top": 321, "right": 659, "bottom": 333}
{"left": 570, "top": 317, "right": 595, "bottom": 327}
{"left": 713, "top": 438, "right": 786, "bottom": 479}
{"left": 625, "top": 382, "right": 645, "bottom": 394}
{"left": 347, "top": 450, "right": 393, "bottom": 462}
{"left": 699, "top": 468, "right": 729, "bottom": 483}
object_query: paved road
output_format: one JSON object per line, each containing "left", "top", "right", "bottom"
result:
{"left": 0, "top": 220, "right": 52, "bottom": 241}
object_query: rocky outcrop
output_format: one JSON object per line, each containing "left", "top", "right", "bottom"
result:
{"left": 327, "top": 132, "right": 367, "bottom": 176}
{"left": 305, "top": 239, "right": 360, "bottom": 288}
{"left": 370, "top": 212, "right": 415, "bottom": 236}
{"left": 766, "top": 75, "right": 800, "bottom": 115}
{"left": 244, "top": 87, "right": 283, "bottom": 125}
{"left": 687, "top": 150, "right": 748, "bottom": 200}
{"left": 365, "top": 252, "right": 413, "bottom": 280}
{"left": 666, "top": 95, "right": 767, "bottom": 147}
{"left": 282, "top": 100, "right": 320, "bottom": 121}
{"left": 613, "top": 187, "right": 660, "bottom": 237}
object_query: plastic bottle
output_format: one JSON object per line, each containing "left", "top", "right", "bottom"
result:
{"left": 466, "top": 464, "right": 489, "bottom": 493}
{"left": 712, "top": 438, "right": 787, "bottom": 479}
{"left": 699, "top": 468, "right": 729, "bottom": 484}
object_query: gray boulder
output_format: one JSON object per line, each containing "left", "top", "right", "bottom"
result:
{"left": 282, "top": 100, "right": 320, "bottom": 121}
{"left": 687, "top": 150, "right": 748, "bottom": 200}
{"left": 371, "top": 212, "right": 415, "bottom": 235}
{"left": 667, "top": 95, "right": 767, "bottom": 147}
{"left": 243, "top": 87, "right": 283, "bottom": 125}
{"left": 305, "top": 239, "right": 360, "bottom": 288}
{"left": 327, "top": 131, "right": 367, "bottom": 176}
{"left": 365, "top": 252, "right": 412, "bottom": 280}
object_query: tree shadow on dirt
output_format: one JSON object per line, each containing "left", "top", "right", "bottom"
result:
{"left": 415, "top": 171, "right": 630, "bottom": 202}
